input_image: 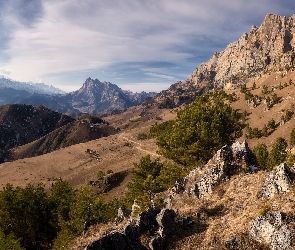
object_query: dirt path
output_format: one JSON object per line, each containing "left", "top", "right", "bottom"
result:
{"left": 119, "top": 132, "right": 161, "bottom": 157}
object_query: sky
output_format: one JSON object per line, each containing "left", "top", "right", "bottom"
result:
{"left": 1, "top": 1, "right": 295, "bottom": 93}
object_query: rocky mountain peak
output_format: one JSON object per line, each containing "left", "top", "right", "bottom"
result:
{"left": 188, "top": 13, "right": 295, "bottom": 89}
{"left": 153, "top": 13, "right": 295, "bottom": 108}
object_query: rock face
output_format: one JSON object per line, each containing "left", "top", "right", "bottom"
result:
{"left": 181, "top": 141, "right": 256, "bottom": 198}
{"left": 249, "top": 212, "right": 292, "bottom": 250}
{"left": 153, "top": 13, "right": 295, "bottom": 108}
{"left": 260, "top": 163, "right": 293, "bottom": 199}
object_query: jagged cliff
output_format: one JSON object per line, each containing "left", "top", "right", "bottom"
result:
{"left": 154, "top": 13, "right": 295, "bottom": 108}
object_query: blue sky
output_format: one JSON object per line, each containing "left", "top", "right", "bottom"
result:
{"left": 1, "top": 1, "right": 295, "bottom": 93}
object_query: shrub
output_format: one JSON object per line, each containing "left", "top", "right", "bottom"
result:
{"left": 125, "top": 155, "right": 186, "bottom": 210}
{"left": 267, "top": 137, "right": 288, "bottom": 169}
{"left": 156, "top": 92, "right": 242, "bottom": 166}
{"left": 259, "top": 203, "right": 271, "bottom": 216}
{"left": 253, "top": 143, "right": 269, "bottom": 170}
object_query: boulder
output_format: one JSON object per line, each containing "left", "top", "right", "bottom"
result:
{"left": 249, "top": 212, "right": 292, "bottom": 250}
{"left": 149, "top": 236, "right": 164, "bottom": 250}
{"left": 135, "top": 205, "right": 161, "bottom": 234}
{"left": 121, "top": 222, "right": 140, "bottom": 246}
{"left": 85, "top": 232, "right": 133, "bottom": 250}
{"left": 260, "top": 163, "right": 293, "bottom": 199}
{"left": 156, "top": 209, "right": 177, "bottom": 237}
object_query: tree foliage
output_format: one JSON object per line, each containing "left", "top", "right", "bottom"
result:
{"left": 156, "top": 92, "right": 242, "bottom": 166}
{"left": 0, "top": 184, "right": 58, "bottom": 250}
{"left": 267, "top": 137, "right": 288, "bottom": 169}
{"left": 125, "top": 155, "right": 185, "bottom": 210}
{"left": 253, "top": 143, "right": 269, "bottom": 170}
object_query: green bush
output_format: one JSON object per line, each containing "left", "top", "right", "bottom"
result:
{"left": 253, "top": 143, "right": 269, "bottom": 170}
{"left": 267, "top": 137, "right": 288, "bottom": 169}
{"left": 0, "top": 230, "right": 24, "bottom": 250}
{"left": 125, "top": 155, "right": 186, "bottom": 210}
{"left": 0, "top": 184, "right": 58, "bottom": 249}
{"left": 156, "top": 92, "right": 242, "bottom": 166}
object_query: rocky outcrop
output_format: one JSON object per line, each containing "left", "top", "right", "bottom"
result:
{"left": 260, "top": 163, "right": 293, "bottom": 199}
{"left": 249, "top": 212, "right": 292, "bottom": 250}
{"left": 156, "top": 209, "right": 177, "bottom": 237}
{"left": 171, "top": 141, "right": 257, "bottom": 199}
{"left": 84, "top": 206, "right": 185, "bottom": 250}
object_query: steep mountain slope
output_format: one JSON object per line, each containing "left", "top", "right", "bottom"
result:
{"left": 153, "top": 13, "right": 295, "bottom": 108}
{"left": 0, "top": 104, "right": 74, "bottom": 162}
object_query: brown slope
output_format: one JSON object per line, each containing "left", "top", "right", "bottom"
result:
{"left": 225, "top": 70, "right": 295, "bottom": 150}
{"left": 0, "top": 104, "right": 74, "bottom": 162}
{"left": 8, "top": 121, "right": 118, "bottom": 161}
{"left": 0, "top": 105, "right": 174, "bottom": 200}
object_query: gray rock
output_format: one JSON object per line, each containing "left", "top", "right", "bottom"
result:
{"left": 261, "top": 163, "right": 293, "bottom": 199}
{"left": 116, "top": 205, "right": 130, "bottom": 223}
{"left": 149, "top": 236, "right": 164, "bottom": 250}
{"left": 249, "top": 212, "right": 292, "bottom": 250}
{"left": 156, "top": 209, "right": 177, "bottom": 237}
{"left": 136, "top": 205, "right": 161, "bottom": 234}
{"left": 271, "top": 226, "right": 292, "bottom": 250}
{"left": 184, "top": 141, "right": 257, "bottom": 198}
{"left": 121, "top": 222, "right": 139, "bottom": 245}
{"left": 84, "top": 232, "right": 133, "bottom": 250}
{"left": 249, "top": 216, "right": 275, "bottom": 243}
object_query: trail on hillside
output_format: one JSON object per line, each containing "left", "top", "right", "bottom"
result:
{"left": 118, "top": 132, "right": 161, "bottom": 157}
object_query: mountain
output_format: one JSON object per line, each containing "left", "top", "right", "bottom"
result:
{"left": 0, "top": 77, "right": 66, "bottom": 95}
{"left": 3, "top": 12, "right": 295, "bottom": 250}
{"left": 1, "top": 78, "right": 157, "bottom": 116}
{"left": 0, "top": 104, "right": 74, "bottom": 162}
{"left": 8, "top": 120, "right": 118, "bottom": 161}
{"left": 153, "top": 13, "right": 295, "bottom": 108}
{"left": 67, "top": 78, "right": 157, "bottom": 114}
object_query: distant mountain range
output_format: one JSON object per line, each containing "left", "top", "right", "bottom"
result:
{"left": 0, "top": 77, "right": 66, "bottom": 95}
{"left": 0, "top": 77, "right": 157, "bottom": 116}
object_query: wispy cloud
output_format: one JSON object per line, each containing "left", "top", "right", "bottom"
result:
{"left": 1, "top": 0, "right": 295, "bottom": 91}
